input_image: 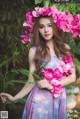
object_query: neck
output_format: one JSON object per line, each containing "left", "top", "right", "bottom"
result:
{"left": 46, "top": 39, "right": 56, "bottom": 56}
{"left": 46, "top": 39, "right": 54, "bottom": 49}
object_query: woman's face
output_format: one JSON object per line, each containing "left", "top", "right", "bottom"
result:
{"left": 38, "top": 18, "right": 54, "bottom": 41}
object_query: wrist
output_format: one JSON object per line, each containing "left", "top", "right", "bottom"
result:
{"left": 13, "top": 96, "right": 18, "bottom": 101}
{"left": 47, "top": 84, "right": 53, "bottom": 90}
{"left": 13, "top": 96, "right": 23, "bottom": 101}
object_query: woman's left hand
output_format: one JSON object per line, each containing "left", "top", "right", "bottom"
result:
{"left": 38, "top": 79, "right": 53, "bottom": 90}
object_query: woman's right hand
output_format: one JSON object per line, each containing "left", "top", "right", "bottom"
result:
{"left": 0, "top": 93, "right": 15, "bottom": 103}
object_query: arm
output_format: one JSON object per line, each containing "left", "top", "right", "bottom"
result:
{"left": 60, "top": 43, "right": 76, "bottom": 86}
{"left": 60, "top": 67, "right": 76, "bottom": 87}
{"left": 13, "top": 47, "right": 36, "bottom": 100}
{"left": 0, "top": 47, "right": 36, "bottom": 102}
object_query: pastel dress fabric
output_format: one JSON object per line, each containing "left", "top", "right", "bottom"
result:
{"left": 22, "top": 55, "right": 67, "bottom": 119}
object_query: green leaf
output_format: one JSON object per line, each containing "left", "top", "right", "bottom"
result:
{"left": 74, "top": 58, "right": 80, "bottom": 67}
{"left": 11, "top": 68, "right": 41, "bottom": 80}
{"left": 35, "top": 0, "right": 42, "bottom": 4}
{"left": 7, "top": 79, "right": 26, "bottom": 85}
{"left": 13, "top": 98, "right": 26, "bottom": 104}
{"left": 11, "top": 68, "right": 30, "bottom": 76}
{"left": 44, "top": 0, "right": 49, "bottom": 7}
{"left": 68, "top": 39, "right": 80, "bottom": 55}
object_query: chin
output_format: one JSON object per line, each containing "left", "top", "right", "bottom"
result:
{"left": 44, "top": 38, "right": 52, "bottom": 41}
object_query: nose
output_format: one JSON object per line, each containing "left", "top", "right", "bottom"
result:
{"left": 44, "top": 26, "right": 48, "bottom": 32}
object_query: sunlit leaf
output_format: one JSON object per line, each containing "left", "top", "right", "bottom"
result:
{"left": 35, "top": 0, "right": 42, "bottom": 4}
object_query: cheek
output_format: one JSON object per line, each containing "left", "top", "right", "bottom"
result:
{"left": 39, "top": 29, "right": 44, "bottom": 35}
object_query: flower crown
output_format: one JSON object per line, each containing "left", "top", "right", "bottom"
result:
{"left": 20, "top": 6, "right": 80, "bottom": 44}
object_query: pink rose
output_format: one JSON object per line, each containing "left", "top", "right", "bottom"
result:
{"left": 62, "top": 56, "right": 72, "bottom": 63}
{"left": 71, "top": 14, "right": 80, "bottom": 37}
{"left": 23, "top": 22, "right": 32, "bottom": 28}
{"left": 50, "top": 79, "right": 63, "bottom": 98}
{"left": 42, "top": 7, "right": 52, "bottom": 16}
{"left": 54, "top": 68, "right": 63, "bottom": 80}
{"left": 20, "top": 34, "right": 30, "bottom": 44}
{"left": 42, "top": 68, "right": 54, "bottom": 81}
{"left": 65, "top": 63, "right": 73, "bottom": 75}
{"left": 25, "top": 12, "right": 33, "bottom": 22}
{"left": 62, "top": 56, "right": 74, "bottom": 75}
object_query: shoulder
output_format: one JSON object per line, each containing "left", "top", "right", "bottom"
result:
{"left": 29, "top": 46, "right": 36, "bottom": 55}
{"left": 28, "top": 46, "right": 36, "bottom": 60}
{"left": 64, "top": 43, "right": 71, "bottom": 49}
{"left": 64, "top": 43, "right": 72, "bottom": 56}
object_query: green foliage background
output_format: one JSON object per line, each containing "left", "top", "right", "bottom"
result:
{"left": 0, "top": 0, "right": 80, "bottom": 118}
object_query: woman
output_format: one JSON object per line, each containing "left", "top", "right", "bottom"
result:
{"left": 0, "top": 7, "right": 76, "bottom": 119}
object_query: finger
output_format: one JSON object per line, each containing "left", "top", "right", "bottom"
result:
{"left": 2, "top": 98, "right": 6, "bottom": 102}
{"left": 38, "top": 84, "right": 42, "bottom": 89}
{"left": 1, "top": 95, "right": 7, "bottom": 101}
{"left": 1, "top": 96, "right": 7, "bottom": 103}
{"left": 0, "top": 93, "right": 9, "bottom": 102}
{"left": 1, "top": 93, "right": 9, "bottom": 98}
{"left": 2, "top": 100, "right": 6, "bottom": 103}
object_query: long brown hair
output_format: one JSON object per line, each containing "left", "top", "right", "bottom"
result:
{"left": 31, "top": 16, "right": 72, "bottom": 73}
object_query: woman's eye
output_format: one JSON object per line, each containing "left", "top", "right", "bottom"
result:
{"left": 39, "top": 25, "right": 44, "bottom": 29}
{"left": 48, "top": 24, "right": 52, "bottom": 27}
{"left": 39, "top": 24, "right": 52, "bottom": 29}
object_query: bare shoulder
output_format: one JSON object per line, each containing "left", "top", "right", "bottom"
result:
{"left": 28, "top": 46, "right": 36, "bottom": 60}
{"left": 64, "top": 43, "right": 71, "bottom": 49}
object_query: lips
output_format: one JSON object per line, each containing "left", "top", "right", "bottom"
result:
{"left": 45, "top": 34, "right": 50, "bottom": 37}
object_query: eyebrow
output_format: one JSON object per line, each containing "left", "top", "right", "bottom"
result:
{"left": 39, "top": 23, "right": 52, "bottom": 25}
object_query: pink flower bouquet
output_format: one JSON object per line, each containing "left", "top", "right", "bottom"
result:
{"left": 42, "top": 56, "right": 74, "bottom": 98}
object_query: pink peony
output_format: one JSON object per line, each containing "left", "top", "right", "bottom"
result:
{"left": 50, "top": 79, "right": 63, "bottom": 98}
{"left": 25, "top": 12, "right": 33, "bottom": 22}
{"left": 20, "top": 34, "right": 30, "bottom": 44}
{"left": 32, "top": 10, "right": 40, "bottom": 17}
{"left": 42, "top": 68, "right": 54, "bottom": 81}
{"left": 62, "top": 56, "right": 73, "bottom": 63}
{"left": 61, "top": 56, "right": 74, "bottom": 75}
{"left": 33, "top": 7, "right": 42, "bottom": 17}
{"left": 42, "top": 7, "right": 52, "bottom": 16}
{"left": 56, "top": 12, "right": 73, "bottom": 33}
{"left": 54, "top": 68, "right": 63, "bottom": 80}
{"left": 51, "top": 6, "right": 58, "bottom": 13}
{"left": 71, "top": 14, "right": 80, "bottom": 37}
{"left": 23, "top": 21, "right": 32, "bottom": 28}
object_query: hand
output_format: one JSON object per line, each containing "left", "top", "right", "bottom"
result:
{"left": 0, "top": 93, "right": 15, "bottom": 103}
{"left": 38, "top": 79, "right": 53, "bottom": 90}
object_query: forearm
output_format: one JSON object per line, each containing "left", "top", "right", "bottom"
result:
{"left": 13, "top": 70, "right": 36, "bottom": 100}
{"left": 13, "top": 81, "right": 35, "bottom": 101}
{"left": 59, "top": 73, "right": 76, "bottom": 87}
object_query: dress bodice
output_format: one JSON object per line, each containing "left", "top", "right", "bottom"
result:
{"left": 42, "top": 55, "right": 61, "bottom": 70}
